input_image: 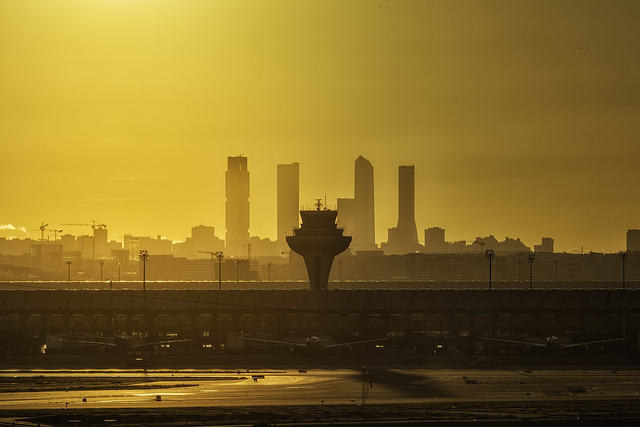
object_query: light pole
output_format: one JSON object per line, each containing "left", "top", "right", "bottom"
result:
{"left": 267, "top": 261, "right": 272, "bottom": 281}
{"left": 215, "top": 252, "right": 224, "bottom": 351}
{"left": 527, "top": 254, "right": 533, "bottom": 289}
{"left": 66, "top": 261, "right": 72, "bottom": 282}
{"left": 235, "top": 260, "right": 240, "bottom": 283}
{"left": 619, "top": 251, "right": 628, "bottom": 290}
{"left": 100, "top": 260, "right": 104, "bottom": 282}
{"left": 485, "top": 249, "right": 495, "bottom": 357}
{"left": 139, "top": 250, "right": 149, "bottom": 353}
{"left": 485, "top": 249, "right": 495, "bottom": 290}
{"left": 198, "top": 251, "right": 217, "bottom": 284}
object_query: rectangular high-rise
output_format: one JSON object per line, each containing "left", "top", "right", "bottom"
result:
{"left": 353, "top": 156, "right": 376, "bottom": 250}
{"left": 225, "top": 156, "right": 250, "bottom": 256}
{"left": 277, "top": 162, "right": 299, "bottom": 247}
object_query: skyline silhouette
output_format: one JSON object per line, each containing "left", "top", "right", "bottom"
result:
{"left": 0, "top": 150, "right": 638, "bottom": 255}
{"left": 2, "top": 1, "right": 639, "bottom": 253}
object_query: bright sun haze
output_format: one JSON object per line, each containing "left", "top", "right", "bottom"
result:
{"left": 1, "top": 0, "right": 639, "bottom": 252}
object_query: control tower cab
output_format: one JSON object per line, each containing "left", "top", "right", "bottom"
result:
{"left": 286, "top": 200, "right": 352, "bottom": 290}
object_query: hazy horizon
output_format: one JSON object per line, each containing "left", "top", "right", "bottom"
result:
{"left": 2, "top": 0, "right": 639, "bottom": 253}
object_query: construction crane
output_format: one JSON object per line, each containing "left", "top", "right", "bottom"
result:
{"left": 61, "top": 220, "right": 107, "bottom": 260}
{"left": 47, "top": 229, "right": 64, "bottom": 241}
{"left": 31, "top": 222, "right": 48, "bottom": 242}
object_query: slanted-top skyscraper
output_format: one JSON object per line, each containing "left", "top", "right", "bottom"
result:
{"left": 337, "top": 156, "right": 376, "bottom": 253}
{"left": 277, "top": 162, "right": 299, "bottom": 250}
{"left": 225, "top": 156, "right": 250, "bottom": 257}
{"left": 385, "top": 165, "right": 420, "bottom": 254}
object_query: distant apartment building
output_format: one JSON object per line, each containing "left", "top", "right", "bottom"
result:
{"left": 141, "top": 255, "right": 256, "bottom": 281}
{"left": 226, "top": 156, "right": 250, "bottom": 257}
{"left": 424, "top": 227, "right": 446, "bottom": 253}
{"left": 94, "top": 226, "right": 108, "bottom": 258}
{"left": 173, "top": 225, "right": 224, "bottom": 259}
{"left": 627, "top": 229, "right": 640, "bottom": 252}
{"left": 534, "top": 237, "right": 554, "bottom": 253}
{"left": 0, "top": 237, "right": 34, "bottom": 256}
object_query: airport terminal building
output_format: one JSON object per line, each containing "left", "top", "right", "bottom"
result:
{"left": 0, "top": 286, "right": 637, "bottom": 356}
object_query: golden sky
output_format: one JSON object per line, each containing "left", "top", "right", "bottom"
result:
{"left": 1, "top": 0, "right": 639, "bottom": 252}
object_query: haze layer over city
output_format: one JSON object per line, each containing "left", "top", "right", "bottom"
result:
{"left": 2, "top": 1, "right": 640, "bottom": 253}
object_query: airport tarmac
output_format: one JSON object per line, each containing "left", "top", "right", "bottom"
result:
{"left": 1, "top": 366, "right": 639, "bottom": 410}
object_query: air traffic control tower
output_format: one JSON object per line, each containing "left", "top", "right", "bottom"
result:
{"left": 287, "top": 200, "right": 352, "bottom": 290}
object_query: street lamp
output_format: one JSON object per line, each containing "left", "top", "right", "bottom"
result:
{"left": 267, "top": 261, "right": 272, "bottom": 281}
{"left": 66, "top": 261, "right": 72, "bottom": 282}
{"left": 214, "top": 251, "right": 224, "bottom": 351}
{"left": 619, "top": 251, "right": 628, "bottom": 290}
{"left": 100, "top": 260, "right": 104, "bottom": 282}
{"left": 527, "top": 253, "right": 535, "bottom": 290}
{"left": 198, "top": 251, "right": 218, "bottom": 284}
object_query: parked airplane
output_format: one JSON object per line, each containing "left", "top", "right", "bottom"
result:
{"left": 481, "top": 335, "right": 627, "bottom": 354}
{"left": 46, "top": 333, "right": 189, "bottom": 354}
{"left": 242, "top": 335, "right": 389, "bottom": 352}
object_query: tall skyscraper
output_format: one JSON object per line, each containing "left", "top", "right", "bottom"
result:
{"left": 385, "top": 165, "right": 420, "bottom": 254}
{"left": 225, "top": 156, "right": 250, "bottom": 257}
{"left": 277, "top": 162, "right": 299, "bottom": 248}
{"left": 353, "top": 155, "right": 376, "bottom": 250}
{"left": 336, "top": 156, "right": 377, "bottom": 253}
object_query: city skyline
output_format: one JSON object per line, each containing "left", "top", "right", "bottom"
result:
{"left": 2, "top": 1, "right": 639, "bottom": 253}
{"left": 0, "top": 152, "right": 638, "bottom": 254}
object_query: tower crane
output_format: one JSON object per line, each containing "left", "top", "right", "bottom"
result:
{"left": 61, "top": 220, "right": 107, "bottom": 260}
{"left": 47, "top": 229, "right": 64, "bottom": 241}
{"left": 30, "top": 222, "right": 48, "bottom": 242}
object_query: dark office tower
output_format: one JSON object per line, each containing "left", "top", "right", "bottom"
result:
{"left": 277, "top": 163, "right": 300, "bottom": 249}
{"left": 287, "top": 202, "right": 351, "bottom": 290}
{"left": 353, "top": 156, "right": 376, "bottom": 251}
{"left": 627, "top": 229, "right": 640, "bottom": 252}
{"left": 385, "top": 165, "right": 420, "bottom": 254}
{"left": 225, "top": 156, "right": 250, "bottom": 257}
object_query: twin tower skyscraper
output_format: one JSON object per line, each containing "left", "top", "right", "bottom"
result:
{"left": 225, "top": 155, "right": 419, "bottom": 257}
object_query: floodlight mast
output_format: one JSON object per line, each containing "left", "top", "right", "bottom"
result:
{"left": 527, "top": 253, "right": 535, "bottom": 290}
{"left": 66, "top": 261, "right": 72, "bottom": 282}
{"left": 619, "top": 251, "right": 628, "bottom": 290}
{"left": 200, "top": 251, "right": 224, "bottom": 349}
{"left": 139, "top": 250, "right": 149, "bottom": 357}
{"left": 485, "top": 249, "right": 495, "bottom": 358}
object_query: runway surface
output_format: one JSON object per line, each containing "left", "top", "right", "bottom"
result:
{"left": 1, "top": 366, "right": 639, "bottom": 410}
